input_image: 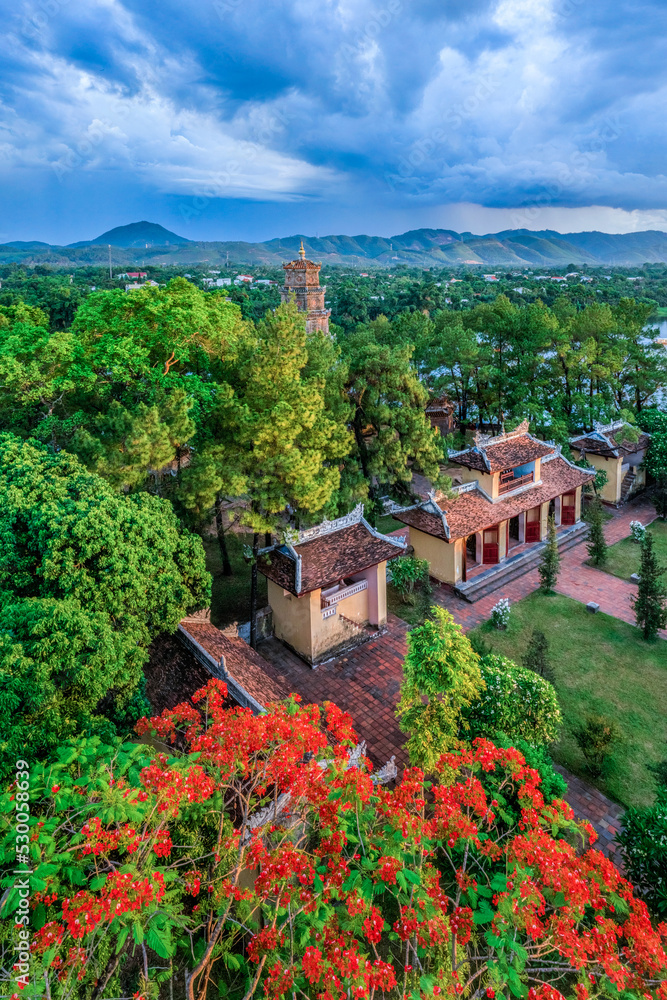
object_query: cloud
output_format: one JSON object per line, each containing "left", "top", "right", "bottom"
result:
{"left": 1, "top": 0, "right": 667, "bottom": 239}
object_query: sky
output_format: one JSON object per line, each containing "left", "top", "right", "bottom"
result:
{"left": 2, "top": 0, "right": 667, "bottom": 244}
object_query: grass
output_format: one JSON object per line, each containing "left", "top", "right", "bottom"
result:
{"left": 386, "top": 582, "right": 432, "bottom": 626}
{"left": 202, "top": 530, "right": 267, "bottom": 629}
{"left": 601, "top": 520, "right": 667, "bottom": 580}
{"left": 376, "top": 514, "right": 407, "bottom": 534}
{"left": 468, "top": 592, "right": 667, "bottom": 808}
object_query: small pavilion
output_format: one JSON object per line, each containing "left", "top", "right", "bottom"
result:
{"left": 258, "top": 504, "right": 406, "bottom": 665}
{"left": 569, "top": 421, "right": 650, "bottom": 505}
{"left": 393, "top": 421, "right": 595, "bottom": 598}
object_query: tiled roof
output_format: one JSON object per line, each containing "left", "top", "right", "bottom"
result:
{"left": 259, "top": 515, "right": 406, "bottom": 596}
{"left": 570, "top": 428, "right": 650, "bottom": 458}
{"left": 180, "top": 620, "right": 290, "bottom": 707}
{"left": 452, "top": 433, "right": 554, "bottom": 472}
{"left": 394, "top": 456, "right": 594, "bottom": 541}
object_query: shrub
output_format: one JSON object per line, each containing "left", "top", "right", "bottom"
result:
{"left": 632, "top": 531, "right": 667, "bottom": 640}
{"left": 618, "top": 790, "right": 667, "bottom": 917}
{"left": 574, "top": 713, "right": 620, "bottom": 778}
{"left": 490, "top": 597, "right": 511, "bottom": 629}
{"left": 521, "top": 628, "right": 555, "bottom": 684}
{"left": 586, "top": 496, "right": 608, "bottom": 566}
{"left": 630, "top": 520, "right": 646, "bottom": 543}
{"left": 465, "top": 653, "right": 562, "bottom": 745}
{"left": 539, "top": 514, "right": 560, "bottom": 592}
{"left": 11, "top": 687, "right": 667, "bottom": 1000}
{"left": 390, "top": 555, "right": 431, "bottom": 604}
{"left": 491, "top": 733, "right": 568, "bottom": 804}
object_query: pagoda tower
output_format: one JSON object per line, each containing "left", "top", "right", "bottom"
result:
{"left": 281, "top": 240, "right": 331, "bottom": 335}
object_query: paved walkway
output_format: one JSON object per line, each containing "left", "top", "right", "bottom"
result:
{"left": 433, "top": 498, "right": 662, "bottom": 635}
{"left": 257, "top": 615, "right": 410, "bottom": 772}
{"left": 555, "top": 766, "right": 624, "bottom": 863}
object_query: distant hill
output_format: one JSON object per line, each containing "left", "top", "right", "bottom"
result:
{"left": 67, "top": 221, "right": 192, "bottom": 248}
{"left": 3, "top": 223, "right": 667, "bottom": 267}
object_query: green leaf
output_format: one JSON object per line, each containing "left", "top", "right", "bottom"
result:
{"left": 116, "top": 927, "right": 130, "bottom": 955}
{"left": 473, "top": 906, "right": 495, "bottom": 925}
{"left": 402, "top": 869, "right": 421, "bottom": 885}
{"left": 132, "top": 922, "right": 144, "bottom": 945}
{"left": 90, "top": 875, "right": 108, "bottom": 891}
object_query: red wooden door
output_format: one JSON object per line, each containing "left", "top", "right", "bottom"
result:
{"left": 561, "top": 492, "right": 576, "bottom": 525}
{"left": 526, "top": 519, "right": 541, "bottom": 543}
{"left": 483, "top": 543, "right": 499, "bottom": 564}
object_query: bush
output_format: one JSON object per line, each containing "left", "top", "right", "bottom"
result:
{"left": 574, "top": 713, "right": 620, "bottom": 778}
{"left": 630, "top": 520, "right": 646, "bottom": 543}
{"left": 521, "top": 628, "right": 554, "bottom": 684}
{"left": 390, "top": 555, "right": 431, "bottom": 604}
{"left": 465, "top": 653, "right": 562, "bottom": 745}
{"left": 618, "top": 790, "right": 667, "bottom": 917}
{"left": 490, "top": 597, "right": 511, "bottom": 629}
{"left": 491, "top": 733, "right": 568, "bottom": 804}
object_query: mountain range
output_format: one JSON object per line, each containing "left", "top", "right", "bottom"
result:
{"left": 3, "top": 220, "right": 667, "bottom": 267}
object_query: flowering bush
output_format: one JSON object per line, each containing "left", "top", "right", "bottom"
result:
{"left": 490, "top": 597, "right": 511, "bottom": 629}
{"left": 618, "top": 788, "right": 667, "bottom": 917}
{"left": 630, "top": 520, "right": 646, "bottom": 543}
{"left": 391, "top": 555, "right": 432, "bottom": 602}
{"left": 466, "top": 653, "right": 563, "bottom": 745}
{"left": 2, "top": 680, "right": 666, "bottom": 1000}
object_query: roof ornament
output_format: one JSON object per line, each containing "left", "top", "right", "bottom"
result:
{"left": 424, "top": 490, "right": 450, "bottom": 540}
{"left": 298, "top": 239, "right": 306, "bottom": 259}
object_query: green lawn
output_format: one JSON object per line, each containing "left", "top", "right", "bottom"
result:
{"left": 468, "top": 593, "right": 667, "bottom": 808}
{"left": 602, "top": 520, "right": 667, "bottom": 580}
{"left": 203, "top": 530, "right": 267, "bottom": 629}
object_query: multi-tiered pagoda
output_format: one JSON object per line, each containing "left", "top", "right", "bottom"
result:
{"left": 281, "top": 240, "right": 331, "bottom": 334}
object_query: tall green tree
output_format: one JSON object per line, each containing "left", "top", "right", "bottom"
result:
{"left": 340, "top": 329, "right": 446, "bottom": 513}
{"left": 632, "top": 531, "right": 667, "bottom": 641}
{"left": 539, "top": 514, "right": 561, "bottom": 592}
{"left": 0, "top": 434, "right": 210, "bottom": 768}
{"left": 397, "top": 606, "right": 483, "bottom": 771}
{"left": 586, "top": 496, "right": 608, "bottom": 567}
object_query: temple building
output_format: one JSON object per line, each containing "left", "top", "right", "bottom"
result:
{"left": 393, "top": 422, "right": 596, "bottom": 601}
{"left": 569, "top": 421, "right": 650, "bottom": 506}
{"left": 281, "top": 240, "right": 331, "bottom": 334}
{"left": 258, "top": 505, "right": 406, "bottom": 664}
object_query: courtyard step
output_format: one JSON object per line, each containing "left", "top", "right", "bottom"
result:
{"left": 620, "top": 471, "right": 636, "bottom": 502}
{"left": 453, "top": 522, "right": 589, "bottom": 603}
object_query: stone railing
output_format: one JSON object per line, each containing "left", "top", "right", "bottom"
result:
{"left": 321, "top": 579, "right": 368, "bottom": 608}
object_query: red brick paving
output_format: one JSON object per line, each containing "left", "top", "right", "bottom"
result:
{"left": 257, "top": 614, "right": 410, "bottom": 772}
{"left": 433, "top": 498, "right": 662, "bottom": 636}
{"left": 257, "top": 499, "right": 658, "bottom": 858}
{"left": 554, "top": 766, "right": 624, "bottom": 865}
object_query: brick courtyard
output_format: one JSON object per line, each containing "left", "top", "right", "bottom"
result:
{"left": 256, "top": 496, "right": 662, "bottom": 857}
{"left": 432, "top": 497, "right": 661, "bottom": 634}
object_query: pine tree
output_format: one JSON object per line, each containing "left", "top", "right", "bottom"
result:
{"left": 586, "top": 496, "right": 608, "bottom": 567}
{"left": 521, "top": 628, "right": 555, "bottom": 684}
{"left": 632, "top": 531, "right": 667, "bottom": 641}
{"left": 539, "top": 514, "right": 560, "bottom": 592}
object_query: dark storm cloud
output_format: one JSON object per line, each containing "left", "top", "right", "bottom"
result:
{"left": 1, "top": 0, "right": 666, "bottom": 241}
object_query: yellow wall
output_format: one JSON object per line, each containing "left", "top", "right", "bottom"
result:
{"left": 571, "top": 450, "right": 622, "bottom": 503}
{"left": 498, "top": 519, "right": 508, "bottom": 560}
{"left": 269, "top": 564, "right": 388, "bottom": 664}
{"left": 410, "top": 528, "right": 461, "bottom": 584}
{"left": 335, "top": 587, "right": 368, "bottom": 624}
{"left": 575, "top": 485, "right": 582, "bottom": 521}
{"left": 268, "top": 579, "right": 314, "bottom": 661}
{"left": 459, "top": 466, "right": 498, "bottom": 498}
{"left": 540, "top": 501, "right": 549, "bottom": 539}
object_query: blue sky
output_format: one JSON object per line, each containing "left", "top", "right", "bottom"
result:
{"left": 2, "top": 0, "right": 667, "bottom": 243}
